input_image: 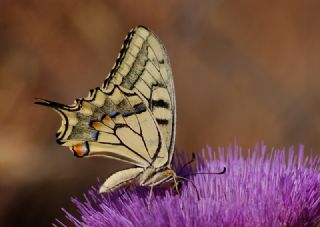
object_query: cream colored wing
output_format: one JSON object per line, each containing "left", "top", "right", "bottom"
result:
{"left": 102, "top": 26, "right": 176, "bottom": 165}
{"left": 35, "top": 84, "right": 169, "bottom": 168}
{"left": 99, "top": 167, "right": 144, "bottom": 193}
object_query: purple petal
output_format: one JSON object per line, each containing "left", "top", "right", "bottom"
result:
{"left": 56, "top": 142, "right": 320, "bottom": 227}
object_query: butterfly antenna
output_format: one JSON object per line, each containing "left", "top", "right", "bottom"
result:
{"left": 188, "top": 166, "right": 227, "bottom": 176}
{"left": 177, "top": 152, "right": 196, "bottom": 175}
{"left": 175, "top": 176, "right": 200, "bottom": 201}
{"left": 178, "top": 152, "right": 226, "bottom": 176}
{"left": 175, "top": 167, "right": 226, "bottom": 201}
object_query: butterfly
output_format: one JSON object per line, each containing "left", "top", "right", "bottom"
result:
{"left": 35, "top": 26, "right": 178, "bottom": 196}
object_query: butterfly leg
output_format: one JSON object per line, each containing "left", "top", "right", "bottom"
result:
{"left": 173, "top": 175, "right": 180, "bottom": 195}
{"left": 99, "top": 167, "right": 144, "bottom": 193}
{"left": 147, "top": 186, "right": 154, "bottom": 211}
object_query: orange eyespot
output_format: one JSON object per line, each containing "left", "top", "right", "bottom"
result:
{"left": 102, "top": 116, "right": 110, "bottom": 124}
{"left": 72, "top": 143, "right": 89, "bottom": 157}
{"left": 91, "top": 121, "right": 101, "bottom": 130}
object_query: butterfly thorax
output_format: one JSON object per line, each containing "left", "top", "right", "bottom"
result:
{"left": 138, "top": 166, "right": 176, "bottom": 187}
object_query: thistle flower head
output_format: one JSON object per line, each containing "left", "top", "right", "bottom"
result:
{"left": 56, "top": 143, "right": 320, "bottom": 227}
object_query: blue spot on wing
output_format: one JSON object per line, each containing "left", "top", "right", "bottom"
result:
{"left": 109, "top": 111, "right": 119, "bottom": 118}
{"left": 123, "top": 111, "right": 132, "bottom": 117}
{"left": 108, "top": 104, "right": 146, "bottom": 119}
{"left": 134, "top": 103, "right": 146, "bottom": 114}
{"left": 91, "top": 131, "right": 99, "bottom": 140}
{"left": 119, "top": 104, "right": 147, "bottom": 118}
{"left": 97, "top": 114, "right": 105, "bottom": 121}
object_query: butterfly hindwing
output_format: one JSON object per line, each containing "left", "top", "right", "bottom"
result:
{"left": 36, "top": 84, "right": 169, "bottom": 168}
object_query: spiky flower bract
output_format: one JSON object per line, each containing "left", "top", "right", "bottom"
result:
{"left": 56, "top": 143, "right": 320, "bottom": 227}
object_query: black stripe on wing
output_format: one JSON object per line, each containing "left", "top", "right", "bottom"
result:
{"left": 151, "top": 99, "right": 170, "bottom": 109}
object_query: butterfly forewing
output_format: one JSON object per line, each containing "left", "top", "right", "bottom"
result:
{"left": 103, "top": 26, "right": 176, "bottom": 164}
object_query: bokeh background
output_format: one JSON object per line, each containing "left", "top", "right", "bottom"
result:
{"left": 1, "top": 0, "right": 320, "bottom": 225}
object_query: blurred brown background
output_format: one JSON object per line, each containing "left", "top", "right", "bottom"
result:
{"left": 1, "top": 0, "right": 320, "bottom": 226}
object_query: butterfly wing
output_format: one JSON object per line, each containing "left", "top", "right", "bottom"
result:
{"left": 36, "top": 26, "right": 175, "bottom": 170}
{"left": 36, "top": 84, "right": 169, "bottom": 168}
{"left": 102, "top": 26, "right": 176, "bottom": 166}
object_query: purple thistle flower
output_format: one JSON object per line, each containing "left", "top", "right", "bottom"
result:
{"left": 55, "top": 143, "right": 320, "bottom": 227}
